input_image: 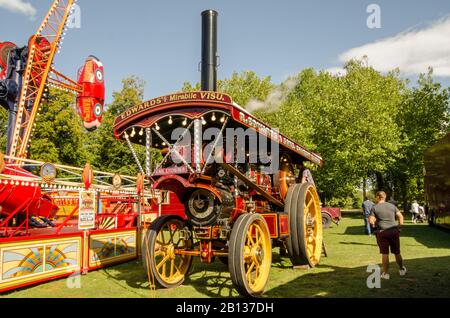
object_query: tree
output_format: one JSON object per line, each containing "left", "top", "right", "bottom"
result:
{"left": 256, "top": 61, "right": 405, "bottom": 204}
{"left": 388, "top": 69, "right": 450, "bottom": 206}
{"left": 183, "top": 70, "right": 274, "bottom": 107}
{"left": 30, "top": 89, "right": 91, "bottom": 166}
{"left": 88, "top": 76, "right": 147, "bottom": 175}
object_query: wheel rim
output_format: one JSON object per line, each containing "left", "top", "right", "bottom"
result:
{"left": 243, "top": 218, "right": 272, "bottom": 293}
{"left": 153, "top": 221, "right": 191, "bottom": 285}
{"left": 303, "top": 186, "right": 323, "bottom": 266}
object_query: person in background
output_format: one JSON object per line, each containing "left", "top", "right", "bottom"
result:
{"left": 369, "top": 191, "right": 407, "bottom": 280}
{"left": 298, "top": 162, "right": 316, "bottom": 187}
{"left": 411, "top": 200, "right": 419, "bottom": 224}
{"left": 362, "top": 197, "right": 375, "bottom": 236}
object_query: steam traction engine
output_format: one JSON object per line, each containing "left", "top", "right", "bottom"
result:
{"left": 114, "top": 93, "right": 324, "bottom": 297}
{"left": 113, "top": 9, "right": 324, "bottom": 298}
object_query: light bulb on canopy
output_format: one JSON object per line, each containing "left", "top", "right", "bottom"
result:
{"left": 220, "top": 116, "right": 226, "bottom": 123}
{"left": 168, "top": 116, "right": 173, "bottom": 125}
{"left": 202, "top": 117, "right": 206, "bottom": 125}
{"left": 211, "top": 113, "right": 216, "bottom": 122}
{"left": 183, "top": 118, "right": 188, "bottom": 126}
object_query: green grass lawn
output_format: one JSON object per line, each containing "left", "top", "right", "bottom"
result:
{"left": 2, "top": 212, "right": 450, "bottom": 298}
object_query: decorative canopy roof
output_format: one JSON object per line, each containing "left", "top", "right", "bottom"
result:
{"left": 113, "top": 91, "right": 323, "bottom": 166}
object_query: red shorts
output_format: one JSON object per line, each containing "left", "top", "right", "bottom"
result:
{"left": 376, "top": 228, "right": 401, "bottom": 255}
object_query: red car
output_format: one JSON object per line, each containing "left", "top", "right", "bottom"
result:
{"left": 321, "top": 207, "right": 342, "bottom": 229}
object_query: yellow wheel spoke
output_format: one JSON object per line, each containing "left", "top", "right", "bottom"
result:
{"left": 162, "top": 261, "right": 167, "bottom": 278}
{"left": 247, "top": 226, "right": 256, "bottom": 246}
{"left": 170, "top": 259, "right": 175, "bottom": 278}
{"left": 306, "top": 197, "right": 314, "bottom": 210}
{"left": 246, "top": 262, "right": 256, "bottom": 281}
{"left": 154, "top": 250, "right": 164, "bottom": 257}
{"left": 307, "top": 240, "right": 315, "bottom": 254}
{"left": 244, "top": 246, "right": 252, "bottom": 259}
{"left": 156, "top": 255, "right": 170, "bottom": 271}
{"left": 257, "top": 235, "right": 264, "bottom": 246}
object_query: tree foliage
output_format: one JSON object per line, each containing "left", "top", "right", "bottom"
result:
{"left": 388, "top": 69, "right": 450, "bottom": 206}
{"left": 31, "top": 89, "right": 91, "bottom": 166}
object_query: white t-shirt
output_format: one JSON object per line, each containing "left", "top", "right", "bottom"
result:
{"left": 411, "top": 202, "right": 419, "bottom": 214}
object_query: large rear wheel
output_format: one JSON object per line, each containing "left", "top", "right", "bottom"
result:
{"left": 285, "top": 183, "right": 323, "bottom": 267}
{"left": 229, "top": 214, "right": 272, "bottom": 297}
{"left": 142, "top": 215, "right": 193, "bottom": 288}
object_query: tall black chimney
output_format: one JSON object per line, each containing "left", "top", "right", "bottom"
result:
{"left": 201, "top": 10, "right": 218, "bottom": 92}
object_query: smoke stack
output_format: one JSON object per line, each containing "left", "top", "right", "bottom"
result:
{"left": 201, "top": 10, "right": 218, "bottom": 92}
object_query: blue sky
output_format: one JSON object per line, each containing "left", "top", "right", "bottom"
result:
{"left": 1, "top": 0, "right": 450, "bottom": 103}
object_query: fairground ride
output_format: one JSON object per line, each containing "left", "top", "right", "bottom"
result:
{"left": 0, "top": 0, "right": 158, "bottom": 293}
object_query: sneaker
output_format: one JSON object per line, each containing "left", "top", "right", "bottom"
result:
{"left": 399, "top": 267, "right": 407, "bottom": 276}
{"left": 381, "top": 273, "right": 390, "bottom": 280}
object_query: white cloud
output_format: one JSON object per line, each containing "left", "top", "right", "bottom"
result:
{"left": 336, "top": 16, "right": 450, "bottom": 77}
{"left": 0, "top": 0, "right": 36, "bottom": 18}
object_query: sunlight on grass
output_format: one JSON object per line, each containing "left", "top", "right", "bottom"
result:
{"left": 2, "top": 212, "right": 449, "bottom": 298}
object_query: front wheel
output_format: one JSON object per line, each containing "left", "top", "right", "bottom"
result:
{"left": 228, "top": 214, "right": 272, "bottom": 297}
{"left": 142, "top": 215, "right": 193, "bottom": 288}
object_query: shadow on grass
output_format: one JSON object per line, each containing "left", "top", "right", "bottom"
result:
{"left": 101, "top": 260, "right": 150, "bottom": 291}
{"left": 100, "top": 251, "right": 295, "bottom": 298}
{"left": 100, "top": 256, "right": 238, "bottom": 297}
{"left": 339, "top": 242, "right": 376, "bottom": 246}
{"left": 265, "top": 255, "right": 450, "bottom": 298}
{"left": 343, "top": 224, "right": 450, "bottom": 249}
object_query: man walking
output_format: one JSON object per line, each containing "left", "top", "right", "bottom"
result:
{"left": 362, "top": 197, "right": 374, "bottom": 235}
{"left": 369, "top": 191, "right": 407, "bottom": 280}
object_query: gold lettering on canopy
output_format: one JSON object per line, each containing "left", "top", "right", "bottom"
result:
{"left": 117, "top": 92, "right": 232, "bottom": 123}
